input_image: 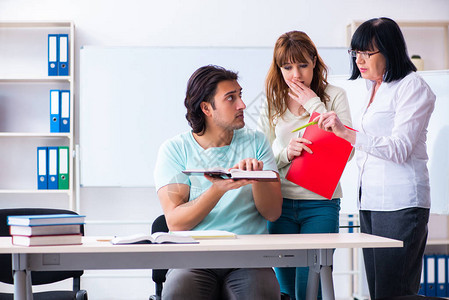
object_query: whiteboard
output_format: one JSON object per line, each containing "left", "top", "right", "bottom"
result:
{"left": 79, "top": 46, "right": 349, "bottom": 187}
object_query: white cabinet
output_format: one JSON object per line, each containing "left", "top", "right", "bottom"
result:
{"left": 0, "top": 21, "right": 75, "bottom": 209}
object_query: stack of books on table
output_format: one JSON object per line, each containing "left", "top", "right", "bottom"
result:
{"left": 7, "top": 214, "right": 85, "bottom": 246}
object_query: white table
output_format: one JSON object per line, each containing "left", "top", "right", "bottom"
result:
{"left": 0, "top": 233, "right": 402, "bottom": 300}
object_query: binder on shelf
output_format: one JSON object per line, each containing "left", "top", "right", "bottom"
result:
{"left": 60, "top": 90, "right": 70, "bottom": 132}
{"left": 58, "top": 34, "right": 69, "bottom": 76}
{"left": 50, "top": 90, "right": 60, "bottom": 133}
{"left": 48, "top": 34, "right": 58, "bottom": 76}
{"left": 446, "top": 255, "right": 449, "bottom": 297}
{"left": 425, "top": 254, "right": 436, "bottom": 296}
{"left": 348, "top": 214, "right": 354, "bottom": 233}
{"left": 436, "top": 254, "right": 446, "bottom": 297}
{"left": 37, "top": 147, "right": 48, "bottom": 190}
{"left": 47, "top": 147, "right": 59, "bottom": 189}
{"left": 58, "top": 146, "right": 69, "bottom": 190}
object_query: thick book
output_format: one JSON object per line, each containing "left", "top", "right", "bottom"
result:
{"left": 182, "top": 168, "right": 277, "bottom": 182}
{"left": 285, "top": 112, "right": 354, "bottom": 199}
{"left": 110, "top": 232, "right": 199, "bottom": 245}
{"left": 171, "top": 230, "right": 236, "bottom": 239}
{"left": 12, "top": 234, "right": 82, "bottom": 246}
{"left": 9, "top": 224, "right": 81, "bottom": 236}
{"left": 7, "top": 214, "right": 85, "bottom": 226}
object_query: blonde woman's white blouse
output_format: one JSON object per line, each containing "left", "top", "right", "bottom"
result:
{"left": 258, "top": 84, "right": 352, "bottom": 200}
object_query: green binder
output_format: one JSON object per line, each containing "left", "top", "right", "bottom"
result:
{"left": 58, "top": 146, "right": 69, "bottom": 189}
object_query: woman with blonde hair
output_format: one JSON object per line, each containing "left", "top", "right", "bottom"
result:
{"left": 258, "top": 31, "right": 352, "bottom": 299}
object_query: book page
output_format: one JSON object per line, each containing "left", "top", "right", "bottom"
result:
{"left": 229, "top": 169, "right": 277, "bottom": 179}
{"left": 111, "top": 232, "right": 198, "bottom": 244}
{"left": 152, "top": 232, "right": 198, "bottom": 244}
{"left": 110, "top": 233, "right": 154, "bottom": 244}
{"left": 172, "top": 230, "right": 236, "bottom": 239}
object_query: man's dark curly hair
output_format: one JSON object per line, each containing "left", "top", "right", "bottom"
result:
{"left": 184, "top": 65, "right": 238, "bottom": 135}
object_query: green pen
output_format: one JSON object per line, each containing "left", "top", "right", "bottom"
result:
{"left": 291, "top": 121, "right": 318, "bottom": 133}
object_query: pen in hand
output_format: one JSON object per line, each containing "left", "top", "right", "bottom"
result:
{"left": 291, "top": 121, "right": 318, "bottom": 133}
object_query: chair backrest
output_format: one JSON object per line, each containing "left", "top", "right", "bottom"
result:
{"left": 0, "top": 208, "right": 84, "bottom": 285}
{"left": 151, "top": 215, "right": 169, "bottom": 289}
{"left": 151, "top": 215, "right": 169, "bottom": 234}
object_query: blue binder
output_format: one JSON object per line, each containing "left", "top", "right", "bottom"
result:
{"left": 37, "top": 147, "right": 48, "bottom": 190}
{"left": 58, "top": 34, "right": 69, "bottom": 76}
{"left": 60, "top": 90, "right": 70, "bottom": 132}
{"left": 348, "top": 214, "right": 354, "bottom": 233}
{"left": 436, "top": 255, "right": 447, "bottom": 297}
{"left": 47, "top": 147, "right": 59, "bottom": 189}
{"left": 48, "top": 34, "right": 58, "bottom": 76}
{"left": 446, "top": 255, "right": 449, "bottom": 297}
{"left": 425, "top": 254, "right": 437, "bottom": 296}
{"left": 50, "top": 90, "right": 60, "bottom": 132}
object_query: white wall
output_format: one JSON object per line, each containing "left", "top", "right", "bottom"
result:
{"left": 1, "top": 0, "right": 448, "bottom": 299}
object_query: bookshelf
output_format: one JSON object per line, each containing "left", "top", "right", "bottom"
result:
{"left": 0, "top": 21, "right": 75, "bottom": 209}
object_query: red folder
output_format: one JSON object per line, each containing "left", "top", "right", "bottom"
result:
{"left": 285, "top": 112, "right": 354, "bottom": 199}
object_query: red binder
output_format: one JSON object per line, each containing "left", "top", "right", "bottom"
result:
{"left": 285, "top": 112, "right": 354, "bottom": 199}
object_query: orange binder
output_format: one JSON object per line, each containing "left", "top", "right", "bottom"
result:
{"left": 285, "top": 112, "right": 354, "bottom": 199}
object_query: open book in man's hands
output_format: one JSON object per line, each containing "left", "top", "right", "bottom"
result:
{"left": 110, "top": 232, "right": 198, "bottom": 245}
{"left": 182, "top": 168, "right": 278, "bottom": 182}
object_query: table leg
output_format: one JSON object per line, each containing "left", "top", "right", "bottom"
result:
{"left": 305, "top": 265, "right": 320, "bottom": 300}
{"left": 320, "top": 265, "right": 335, "bottom": 300}
{"left": 26, "top": 271, "right": 33, "bottom": 299}
{"left": 12, "top": 253, "right": 32, "bottom": 300}
{"left": 13, "top": 269, "right": 27, "bottom": 300}
{"left": 306, "top": 249, "right": 336, "bottom": 300}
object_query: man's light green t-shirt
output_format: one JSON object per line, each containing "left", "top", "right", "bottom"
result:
{"left": 154, "top": 128, "right": 278, "bottom": 235}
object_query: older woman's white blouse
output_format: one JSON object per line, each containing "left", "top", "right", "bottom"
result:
{"left": 354, "top": 72, "right": 436, "bottom": 211}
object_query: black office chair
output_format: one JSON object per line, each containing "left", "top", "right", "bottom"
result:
{"left": 149, "top": 215, "right": 169, "bottom": 300}
{"left": 148, "top": 215, "right": 291, "bottom": 300}
{"left": 0, "top": 208, "right": 88, "bottom": 300}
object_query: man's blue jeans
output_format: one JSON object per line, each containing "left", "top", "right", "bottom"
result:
{"left": 268, "top": 198, "right": 341, "bottom": 300}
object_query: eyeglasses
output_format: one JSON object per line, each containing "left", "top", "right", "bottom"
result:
{"left": 348, "top": 50, "right": 380, "bottom": 60}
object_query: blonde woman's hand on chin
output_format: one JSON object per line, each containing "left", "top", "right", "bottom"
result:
{"left": 287, "top": 79, "right": 318, "bottom": 106}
